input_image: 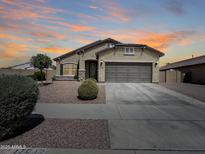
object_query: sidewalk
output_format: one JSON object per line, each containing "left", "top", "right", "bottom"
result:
{"left": 34, "top": 103, "right": 121, "bottom": 119}
{"left": 1, "top": 148, "right": 205, "bottom": 154}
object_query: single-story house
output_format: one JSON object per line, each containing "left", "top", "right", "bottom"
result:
{"left": 1, "top": 62, "right": 55, "bottom": 81}
{"left": 7, "top": 62, "right": 53, "bottom": 70}
{"left": 160, "top": 55, "right": 205, "bottom": 84}
{"left": 8, "top": 62, "right": 35, "bottom": 70}
{"left": 54, "top": 38, "right": 164, "bottom": 83}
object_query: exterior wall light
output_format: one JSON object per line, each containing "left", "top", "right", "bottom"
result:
{"left": 100, "top": 60, "right": 104, "bottom": 67}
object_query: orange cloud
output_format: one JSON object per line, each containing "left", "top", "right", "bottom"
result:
{"left": 0, "top": 0, "right": 64, "bottom": 21}
{"left": 0, "top": 3, "right": 4, "bottom": 9}
{"left": 138, "top": 33, "right": 177, "bottom": 50}
{"left": 69, "top": 24, "right": 96, "bottom": 32}
{"left": 0, "top": 8, "right": 61, "bottom": 21}
{"left": 0, "top": 33, "right": 32, "bottom": 41}
{"left": 0, "top": 42, "right": 28, "bottom": 58}
{"left": 90, "top": 29, "right": 199, "bottom": 51}
{"left": 51, "top": 21, "right": 96, "bottom": 32}
{"left": 0, "top": 0, "right": 16, "bottom": 5}
{"left": 106, "top": 1, "right": 131, "bottom": 22}
{"left": 78, "top": 39, "right": 93, "bottom": 44}
{"left": 137, "top": 31, "right": 196, "bottom": 50}
{"left": 88, "top": 1, "right": 131, "bottom": 23}
{"left": 29, "top": 31, "right": 65, "bottom": 40}
{"left": 39, "top": 46, "right": 72, "bottom": 54}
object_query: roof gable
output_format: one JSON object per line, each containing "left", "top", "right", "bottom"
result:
{"left": 53, "top": 38, "right": 120, "bottom": 61}
{"left": 95, "top": 43, "right": 164, "bottom": 57}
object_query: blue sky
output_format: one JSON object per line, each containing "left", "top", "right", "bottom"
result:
{"left": 0, "top": 0, "right": 205, "bottom": 67}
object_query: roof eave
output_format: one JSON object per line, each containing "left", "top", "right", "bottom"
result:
{"left": 145, "top": 45, "right": 164, "bottom": 57}
{"left": 53, "top": 38, "right": 120, "bottom": 61}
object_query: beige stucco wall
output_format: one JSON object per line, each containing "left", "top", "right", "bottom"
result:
{"left": 166, "top": 70, "right": 181, "bottom": 83}
{"left": 159, "top": 70, "right": 182, "bottom": 83}
{"left": 98, "top": 47, "right": 160, "bottom": 82}
{"left": 60, "top": 53, "right": 79, "bottom": 64}
{"left": 55, "top": 43, "right": 109, "bottom": 77}
{"left": 55, "top": 45, "right": 162, "bottom": 82}
{"left": 159, "top": 71, "right": 166, "bottom": 83}
{"left": 56, "top": 61, "right": 60, "bottom": 75}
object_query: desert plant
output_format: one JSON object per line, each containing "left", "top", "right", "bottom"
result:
{"left": 0, "top": 75, "right": 39, "bottom": 140}
{"left": 31, "top": 54, "right": 52, "bottom": 83}
{"left": 74, "top": 74, "right": 78, "bottom": 80}
{"left": 28, "top": 71, "right": 46, "bottom": 81}
{"left": 78, "top": 79, "right": 99, "bottom": 100}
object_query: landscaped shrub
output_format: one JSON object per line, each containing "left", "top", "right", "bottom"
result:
{"left": 74, "top": 76, "right": 78, "bottom": 80}
{"left": 28, "top": 71, "right": 46, "bottom": 81}
{"left": 78, "top": 78, "right": 99, "bottom": 100}
{"left": 89, "top": 78, "right": 97, "bottom": 83}
{"left": 0, "top": 75, "right": 39, "bottom": 140}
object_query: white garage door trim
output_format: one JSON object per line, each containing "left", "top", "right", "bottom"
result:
{"left": 105, "top": 62, "right": 152, "bottom": 83}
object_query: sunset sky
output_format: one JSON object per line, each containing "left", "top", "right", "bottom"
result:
{"left": 0, "top": 0, "right": 205, "bottom": 67}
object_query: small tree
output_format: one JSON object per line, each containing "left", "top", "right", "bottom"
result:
{"left": 31, "top": 54, "right": 52, "bottom": 83}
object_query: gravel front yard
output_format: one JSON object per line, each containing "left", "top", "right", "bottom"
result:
{"left": 0, "top": 119, "right": 110, "bottom": 149}
{"left": 38, "top": 81, "right": 105, "bottom": 104}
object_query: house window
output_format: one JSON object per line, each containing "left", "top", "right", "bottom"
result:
{"left": 63, "top": 63, "right": 77, "bottom": 76}
{"left": 124, "top": 47, "right": 135, "bottom": 55}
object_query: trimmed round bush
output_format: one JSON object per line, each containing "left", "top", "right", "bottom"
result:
{"left": 0, "top": 75, "right": 39, "bottom": 140}
{"left": 78, "top": 79, "right": 99, "bottom": 100}
{"left": 88, "top": 78, "right": 97, "bottom": 83}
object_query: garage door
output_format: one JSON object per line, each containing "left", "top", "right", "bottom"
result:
{"left": 105, "top": 62, "right": 152, "bottom": 83}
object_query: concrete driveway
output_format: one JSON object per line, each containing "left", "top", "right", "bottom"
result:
{"left": 34, "top": 83, "right": 205, "bottom": 153}
{"left": 160, "top": 83, "right": 205, "bottom": 102}
{"left": 106, "top": 83, "right": 205, "bottom": 151}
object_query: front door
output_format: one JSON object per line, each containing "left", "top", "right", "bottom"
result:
{"left": 89, "top": 62, "right": 97, "bottom": 80}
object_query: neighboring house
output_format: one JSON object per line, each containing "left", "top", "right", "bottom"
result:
{"left": 160, "top": 55, "right": 205, "bottom": 84}
{"left": 8, "top": 62, "right": 35, "bottom": 70}
{"left": 1, "top": 62, "right": 55, "bottom": 81}
{"left": 54, "top": 38, "right": 164, "bottom": 83}
{"left": 8, "top": 62, "right": 53, "bottom": 70}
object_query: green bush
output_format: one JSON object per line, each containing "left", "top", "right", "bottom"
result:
{"left": 78, "top": 79, "right": 99, "bottom": 100}
{"left": 74, "top": 74, "right": 78, "bottom": 80}
{"left": 88, "top": 78, "right": 97, "bottom": 83}
{"left": 27, "top": 71, "right": 46, "bottom": 81}
{"left": 0, "top": 75, "right": 39, "bottom": 140}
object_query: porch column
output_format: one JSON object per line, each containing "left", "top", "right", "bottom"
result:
{"left": 78, "top": 69, "right": 85, "bottom": 80}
